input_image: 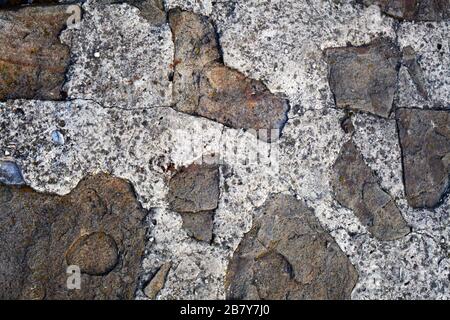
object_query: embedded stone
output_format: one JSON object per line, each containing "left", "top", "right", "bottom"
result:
{"left": 360, "top": 0, "right": 450, "bottom": 21}
{"left": 0, "top": 161, "right": 25, "bottom": 185}
{"left": 144, "top": 262, "right": 171, "bottom": 299}
{"left": 169, "top": 9, "right": 289, "bottom": 140}
{"left": 396, "top": 108, "right": 450, "bottom": 208}
{"left": 226, "top": 194, "right": 359, "bottom": 300}
{"left": 0, "top": 5, "right": 71, "bottom": 100}
{"left": 325, "top": 39, "right": 401, "bottom": 118}
{"left": 331, "top": 140, "right": 410, "bottom": 240}
{"left": 168, "top": 163, "right": 219, "bottom": 213}
{"left": 180, "top": 211, "right": 214, "bottom": 242}
{"left": 0, "top": 174, "right": 148, "bottom": 299}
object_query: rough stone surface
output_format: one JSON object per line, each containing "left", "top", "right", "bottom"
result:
{"left": 331, "top": 140, "right": 410, "bottom": 240}
{"left": 226, "top": 194, "right": 358, "bottom": 300}
{"left": 0, "top": 174, "right": 148, "bottom": 299}
{"left": 180, "top": 211, "right": 214, "bottom": 242}
{"left": 168, "top": 163, "right": 219, "bottom": 213}
{"left": 0, "top": 5, "right": 71, "bottom": 101}
{"left": 325, "top": 39, "right": 401, "bottom": 118}
{"left": 169, "top": 9, "right": 290, "bottom": 138}
{"left": 0, "top": 0, "right": 449, "bottom": 300}
{"left": 361, "top": 0, "right": 450, "bottom": 21}
{"left": 397, "top": 108, "right": 450, "bottom": 208}
{"left": 61, "top": 2, "right": 173, "bottom": 109}
{"left": 144, "top": 262, "right": 171, "bottom": 299}
{"left": 65, "top": 232, "right": 119, "bottom": 276}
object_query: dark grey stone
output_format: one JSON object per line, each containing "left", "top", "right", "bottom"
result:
{"left": 330, "top": 140, "right": 410, "bottom": 240}
{"left": 226, "top": 194, "right": 358, "bottom": 300}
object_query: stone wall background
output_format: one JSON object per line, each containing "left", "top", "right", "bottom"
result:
{"left": 0, "top": 0, "right": 449, "bottom": 300}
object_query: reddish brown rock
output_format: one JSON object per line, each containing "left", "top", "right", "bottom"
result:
{"left": 325, "top": 39, "right": 401, "bottom": 118}
{"left": 0, "top": 174, "right": 149, "bottom": 300}
{"left": 396, "top": 108, "right": 450, "bottom": 208}
{"left": 226, "top": 194, "right": 358, "bottom": 300}
{"left": 169, "top": 9, "right": 289, "bottom": 141}
{"left": 0, "top": 5, "right": 71, "bottom": 101}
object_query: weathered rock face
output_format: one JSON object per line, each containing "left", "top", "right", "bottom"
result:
{"left": 169, "top": 9, "right": 289, "bottom": 140}
{"left": 167, "top": 163, "right": 219, "bottom": 242}
{"left": 226, "top": 194, "right": 358, "bottom": 300}
{"left": 397, "top": 109, "right": 450, "bottom": 208}
{"left": 0, "top": 5, "right": 71, "bottom": 101}
{"left": 180, "top": 211, "right": 214, "bottom": 242}
{"left": 168, "top": 163, "right": 220, "bottom": 213}
{"left": 128, "top": 0, "right": 166, "bottom": 24}
{"left": 402, "top": 46, "right": 428, "bottom": 100}
{"left": 326, "top": 39, "right": 401, "bottom": 118}
{"left": 331, "top": 140, "right": 410, "bottom": 241}
{"left": 0, "top": 174, "right": 148, "bottom": 300}
{"left": 360, "top": 0, "right": 450, "bottom": 21}
{"left": 144, "top": 262, "right": 171, "bottom": 299}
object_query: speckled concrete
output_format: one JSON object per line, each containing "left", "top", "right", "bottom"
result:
{"left": 0, "top": 0, "right": 449, "bottom": 300}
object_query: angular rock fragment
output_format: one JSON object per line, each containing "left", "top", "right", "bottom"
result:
{"left": 168, "top": 163, "right": 220, "bottom": 213}
{"left": 226, "top": 194, "right": 358, "bottom": 300}
{"left": 0, "top": 174, "right": 148, "bottom": 299}
{"left": 169, "top": 9, "right": 289, "bottom": 141}
{"left": 402, "top": 46, "right": 428, "bottom": 100}
{"left": 0, "top": 6, "right": 71, "bottom": 100}
{"left": 180, "top": 211, "right": 214, "bottom": 242}
{"left": 144, "top": 262, "right": 171, "bottom": 299}
{"left": 331, "top": 140, "right": 410, "bottom": 240}
{"left": 0, "top": 160, "right": 24, "bottom": 185}
{"left": 326, "top": 39, "right": 401, "bottom": 118}
{"left": 396, "top": 108, "right": 450, "bottom": 208}
{"left": 360, "top": 0, "right": 450, "bottom": 21}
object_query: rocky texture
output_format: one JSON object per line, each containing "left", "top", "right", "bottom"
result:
{"left": 331, "top": 140, "right": 410, "bottom": 240}
{"left": 325, "top": 39, "right": 401, "bottom": 118}
{"left": 0, "top": 174, "right": 148, "bottom": 299}
{"left": 61, "top": 2, "right": 173, "bottom": 109}
{"left": 180, "top": 211, "right": 214, "bottom": 242}
{"left": 144, "top": 262, "right": 171, "bottom": 299}
{"left": 226, "top": 194, "right": 358, "bottom": 300}
{"left": 0, "top": 5, "right": 71, "bottom": 101}
{"left": 402, "top": 46, "right": 429, "bottom": 99}
{"left": 169, "top": 9, "right": 290, "bottom": 139}
{"left": 168, "top": 163, "right": 219, "bottom": 213}
{"left": 0, "top": 160, "right": 25, "bottom": 185}
{"left": 360, "top": 0, "right": 450, "bottom": 21}
{"left": 167, "top": 163, "right": 218, "bottom": 242}
{"left": 128, "top": 0, "right": 166, "bottom": 24}
{"left": 396, "top": 22, "right": 450, "bottom": 110}
{"left": 397, "top": 109, "right": 450, "bottom": 208}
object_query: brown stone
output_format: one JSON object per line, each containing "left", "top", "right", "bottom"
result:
{"left": 169, "top": 9, "right": 289, "bottom": 141}
{"left": 0, "top": 5, "right": 71, "bottom": 101}
{"left": 360, "top": 0, "right": 450, "bottom": 21}
{"left": 325, "top": 39, "right": 401, "bottom": 118}
{"left": 331, "top": 140, "right": 410, "bottom": 240}
{"left": 66, "top": 232, "right": 119, "bottom": 276}
{"left": 144, "top": 262, "right": 171, "bottom": 299}
{"left": 180, "top": 211, "right": 214, "bottom": 242}
{"left": 0, "top": 174, "right": 149, "bottom": 299}
{"left": 226, "top": 194, "right": 358, "bottom": 300}
{"left": 168, "top": 163, "right": 220, "bottom": 213}
{"left": 396, "top": 108, "right": 450, "bottom": 208}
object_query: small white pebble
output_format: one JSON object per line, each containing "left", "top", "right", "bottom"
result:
{"left": 94, "top": 52, "right": 100, "bottom": 58}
